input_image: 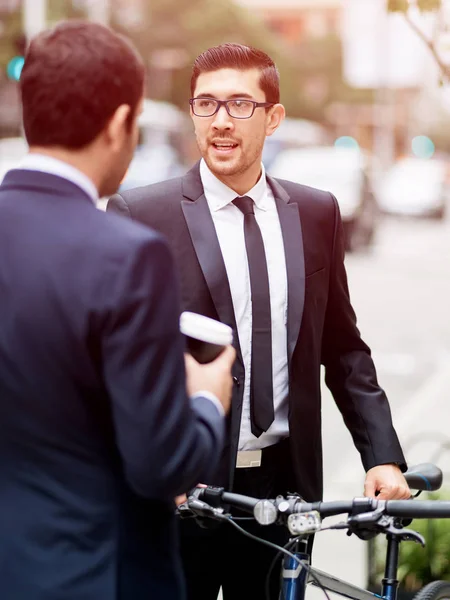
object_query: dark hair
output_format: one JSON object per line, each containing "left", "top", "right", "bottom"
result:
{"left": 20, "top": 20, "right": 145, "bottom": 149}
{"left": 191, "top": 43, "right": 280, "bottom": 104}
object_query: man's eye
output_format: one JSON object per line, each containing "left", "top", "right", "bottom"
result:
{"left": 198, "top": 100, "right": 213, "bottom": 108}
{"left": 230, "top": 100, "right": 251, "bottom": 109}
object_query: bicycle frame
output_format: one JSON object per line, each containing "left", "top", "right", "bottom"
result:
{"left": 281, "top": 533, "right": 401, "bottom": 600}
{"left": 281, "top": 540, "right": 310, "bottom": 600}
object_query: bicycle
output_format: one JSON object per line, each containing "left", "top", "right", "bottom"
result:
{"left": 178, "top": 463, "right": 450, "bottom": 600}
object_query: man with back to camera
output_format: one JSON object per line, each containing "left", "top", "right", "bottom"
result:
{"left": 0, "top": 21, "right": 236, "bottom": 600}
{"left": 108, "top": 43, "right": 410, "bottom": 599}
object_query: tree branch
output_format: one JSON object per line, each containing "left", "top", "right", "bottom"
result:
{"left": 403, "top": 9, "right": 450, "bottom": 80}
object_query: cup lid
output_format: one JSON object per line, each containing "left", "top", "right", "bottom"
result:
{"left": 179, "top": 311, "right": 233, "bottom": 346}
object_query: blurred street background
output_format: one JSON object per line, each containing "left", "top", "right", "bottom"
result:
{"left": 2, "top": 0, "right": 450, "bottom": 596}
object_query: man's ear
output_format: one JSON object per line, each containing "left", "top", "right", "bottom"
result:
{"left": 105, "top": 104, "right": 132, "bottom": 151}
{"left": 266, "top": 104, "right": 286, "bottom": 137}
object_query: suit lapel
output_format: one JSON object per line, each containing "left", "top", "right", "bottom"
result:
{"left": 267, "top": 176, "right": 305, "bottom": 366}
{"left": 181, "top": 164, "right": 243, "bottom": 365}
{"left": 180, "top": 164, "right": 305, "bottom": 368}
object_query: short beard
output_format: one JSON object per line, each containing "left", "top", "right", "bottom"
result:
{"left": 204, "top": 156, "right": 248, "bottom": 178}
{"left": 200, "top": 141, "right": 263, "bottom": 180}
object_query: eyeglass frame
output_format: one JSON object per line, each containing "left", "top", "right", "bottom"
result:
{"left": 189, "top": 97, "right": 275, "bottom": 119}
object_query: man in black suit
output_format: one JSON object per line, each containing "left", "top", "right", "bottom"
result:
{"left": 0, "top": 22, "right": 236, "bottom": 600}
{"left": 108, "top": 43, "right": 410, "bottom": 600}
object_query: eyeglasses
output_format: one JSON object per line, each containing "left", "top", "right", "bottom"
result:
{"left": 189, "top": 97, "right": 274, "bottom": 119}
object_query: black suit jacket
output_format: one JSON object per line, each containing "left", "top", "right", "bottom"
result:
{"left": 0, "top": 169, "right": 225, "bottom": 600}
{"left": 108, "top": 161, "right": 406, "bottom": 502}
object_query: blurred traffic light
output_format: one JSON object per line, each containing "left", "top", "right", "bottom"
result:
{"left": 334, "top": 136, "right": 359, "bottom": 151}
{"left": 6, "top": 55, "right": 24, "bottom": 81}
{"left": 6, "top": 33, "right": 26, "bottom": 81}
{"left": 411, "top": 136, "right": 435, "bottom": 159}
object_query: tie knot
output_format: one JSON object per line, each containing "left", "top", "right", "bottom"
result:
{"left": 233, "top": 196, "right": 254, "bottom": 215}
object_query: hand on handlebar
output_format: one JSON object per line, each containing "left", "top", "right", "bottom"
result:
{"left": 175, "top": 483, "right": 207, "bottom": 507}
{"left": 364, "top": 464, "right": 411, "bottom": 500}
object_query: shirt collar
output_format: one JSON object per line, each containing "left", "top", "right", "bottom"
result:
{"left": 18, "top": 153, "right": 99, "bottom": 204}
{"left": 199, "top": 158, "right": 269, "bottom": 212}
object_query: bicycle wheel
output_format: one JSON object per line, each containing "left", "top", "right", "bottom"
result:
{"left": 413, "top": 581, "right": 450, "bottom": 600}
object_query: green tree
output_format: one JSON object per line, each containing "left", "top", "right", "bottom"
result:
{"left": 293, "top": 34, "right": 375, "bottom": 123}
{"left": 0, "top": 10, "right": 23, "bottom": 75}
{"left": 387, "top": 0, "right": 450, "bottom": 82}
{"left": 370, "top": 490, "right": 450, "bottom": 593}
{"left": 0, "top": 1, "right": 83, "bottom": 76}
{"left": 110, "top": 0, "right": 299, "bottom": 116}
{"left": 388, "top": 0, "right": 441, "bottom": 11}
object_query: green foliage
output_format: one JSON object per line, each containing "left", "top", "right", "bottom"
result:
{"left": 426, "top": 118, "right": 450, "bottom": 154}
{"left": 47, "top": 0, "right": 84, "bottom": 24}
{"left": 387, "top": 0, "right": 410, "bottom": 12}
{"left": 387, "top": 0, "right": 442, "bottom": 12}
{"left": 0, "top": 11, "right": 23, "bottom": 73}
{"left": 0, "top": 0, "right": 377, "bottom": 125}
{"left": 0, "top": 0, "right": 83, "bottom": 73}
{"left": 111, "top": 0, "right": 300, "bottom": 116}
{"left": 417, "top": 0, "right": 442, "bottom": 11}
{"left": 294, "top": 35, "right": 374, "bottom": 122}
{"left": 371, "top": 490, "right": 450, "bottom": 592}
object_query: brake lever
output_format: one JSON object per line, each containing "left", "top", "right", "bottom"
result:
{"left": 177, "top": 501, "right": 195, "bottom": 519}
{"left": 347, "top": 509, "right": 425, "bottom": 546}
{"left": 181, "top": 497, "right": 227, "bottom": 520}
{"left": 384, "top": 523, "right": 425, "bottom": 546}
{"left": 347, "top": 505, "right": 386, "bottom": 528}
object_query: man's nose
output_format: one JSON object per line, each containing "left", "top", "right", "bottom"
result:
{"left": 212, "top": 105, "right": 233, "bottom": 130}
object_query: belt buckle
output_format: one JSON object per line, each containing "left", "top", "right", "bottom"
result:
{"left": 236, "top": 449, "right": 262, "bottom": 468}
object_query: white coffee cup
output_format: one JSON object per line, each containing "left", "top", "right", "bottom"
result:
{"left": 179, "top": 311, "right": 233, "bottom": 364}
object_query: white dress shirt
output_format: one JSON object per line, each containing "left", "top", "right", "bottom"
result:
{"left": 200, "top": 159, "right": 289, "bottom": 450}
{"left": 18, "top": 153, "right": 99, "bottom": 204}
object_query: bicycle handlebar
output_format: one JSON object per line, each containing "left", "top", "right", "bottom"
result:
{"left": 182, "top": 463, "right": 448, "bottom": 533}
{"left": 192, "top": 490, "right": 362, "bottom": 518}
{"left": 384, "top": 500, "right": 450, "bottom": 519}
{"left": 189, "top": 490, "right": 450, "bottom": 522}
{"left": 180, "top": 464, "right": 448, "bottom": 546}
{"left": 212, "top": 492, "right": 357, "bottom": 517}
{"left": 289, "top": 498, "right": 450, "bottom": 520}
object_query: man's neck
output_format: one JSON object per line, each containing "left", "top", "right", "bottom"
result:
{"left": 28, "top": 146, "right": 101, "bottom": 193}
{"left": 214, "top": 163, "right": 262, "bottom": 197}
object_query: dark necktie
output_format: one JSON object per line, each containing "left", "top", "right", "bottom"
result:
{"left": 233, "top": 195, "right": 274, "bottom": 437}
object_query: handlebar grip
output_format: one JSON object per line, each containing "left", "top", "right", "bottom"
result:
{"left": 385, "top": 500, "right": 450, "bottom": 519}
{"left": 189, "top": 488, "right": 259, "bottom": 514}
{"left": 292, "top": 500, "right": 364, "bottom": 517}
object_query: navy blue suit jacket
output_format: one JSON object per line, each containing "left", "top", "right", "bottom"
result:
{"left": 0, "top": 169, "right": 224, "bottom": 599}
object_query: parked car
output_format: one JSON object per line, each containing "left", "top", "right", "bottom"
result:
{"left": 262, "top": 117, "right": 330, "bottom": 170}
{"left": 119, "top": 141, "right": 186, "bottom": 193}
{"left": 376, "top": 157, "right": 449, "bottom": 219}
{"left": 268, "top": 146, "right": 378, "bottom": 251}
